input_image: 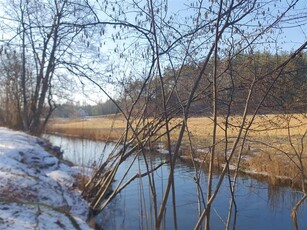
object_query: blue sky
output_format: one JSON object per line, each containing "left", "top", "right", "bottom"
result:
{"left": 1, "top": 0, "right": 306, "bottom": 105}
{"left": 74, "top": 0, "right": 307, "bottom": 104}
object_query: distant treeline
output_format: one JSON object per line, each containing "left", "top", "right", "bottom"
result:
{"left": 120, "top": 51, "right": 307, "bottom": 116}
{"left": 2, "top": 50, "right": 306, "bottom": 124}
{"left": 51, "top": 99, "right": 119, "bottom": 118}
{"left": 53, "top": 51, "right": 307, "bottom": 119}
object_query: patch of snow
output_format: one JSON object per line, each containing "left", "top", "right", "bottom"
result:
{"left": 72, "top": 166, "right": 95, "bottom": 178}
{"left": 0, "top": 127, "right": 92, "bottom": 229}
{"left": 156, "top": 142, "right": 171, "bottom": 154}
{"left": 0, "top": 202, "right": 87, "bottom": 230}
{"left": 47, "top": 170, "right": 75, "bottom": 187}
{"left": 221, "top": 163, "right": 237, "bottom": 171}
{"left": 157, "top": 149, "right": 169, "bottom": 154}
{"left": 196, "top": 148, "right": 209, "bottom": 153}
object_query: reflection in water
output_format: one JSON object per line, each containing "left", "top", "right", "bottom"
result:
{"left": 268, "top": 184, "right": 286, "bottom": 211}
{"left": 44, "top": 134, "right": 115, "bottom": 166}
{"left": 45, "top": 134, "right": 307, "bottom": 229}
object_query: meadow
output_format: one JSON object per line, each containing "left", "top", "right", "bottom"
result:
{"left": 46, "top": 113, "right": 307, "bottom": 184}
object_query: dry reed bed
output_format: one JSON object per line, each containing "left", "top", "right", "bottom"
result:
{"left": 46, "top": 114, "right": 307, "bottom": 184}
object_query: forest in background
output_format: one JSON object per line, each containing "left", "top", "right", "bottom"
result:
{"left": 50, "top": 99, "right": 119, "bottom": 118}
{"left": 3, "top": 50, "right": 305, "bottom": 122}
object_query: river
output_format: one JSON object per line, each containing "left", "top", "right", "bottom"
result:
{"left": 45, "top": 134, "right": 307, "bottom": 229}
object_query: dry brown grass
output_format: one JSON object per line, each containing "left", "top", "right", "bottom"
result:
{"left": 46, "top": 113, "right": 307, "bottom": 182}
{"left": 47, "top": 114, "right": 307, "bottom": 140}
{"left": 46, "top": 115, "right": 127, "bottom": 141}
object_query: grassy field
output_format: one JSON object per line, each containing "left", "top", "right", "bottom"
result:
{"left": 46, "top": 115, "right": 127, "bottom": 141}
{"left": 47, "top": 114, "right": 307, "bottom": 140}
{"left": 46, "top": 113, "right": 307, "bottom": 184}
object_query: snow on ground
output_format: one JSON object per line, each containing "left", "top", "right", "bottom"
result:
{"left": 0, "top": 127, "right": 93, "bottom": 229}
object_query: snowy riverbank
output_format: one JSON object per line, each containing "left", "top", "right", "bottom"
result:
{"left": 0, "top": 127, "right": 93, "bottom": 229}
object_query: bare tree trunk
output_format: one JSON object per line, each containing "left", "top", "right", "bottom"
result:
{"left": 20, "top": 0, "right": 29, "bottom": 131}
{"left": 29, "top": 1, "right": 66, "bottom": 134}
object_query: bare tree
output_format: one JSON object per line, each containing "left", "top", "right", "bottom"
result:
{"left": 0, "top": 0, "right": 97, "bottom": 134}
{"left": 78, "top": 0, "right": 307, "bottom": 229}
{"left": 2, "top": 0, "right": 306, "bottom": 229}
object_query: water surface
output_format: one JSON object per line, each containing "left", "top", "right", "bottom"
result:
{"left": 45, "top": 134, "right": 307, "bottom": 229}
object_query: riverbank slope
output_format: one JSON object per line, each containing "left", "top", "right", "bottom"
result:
{"left": 0, "top": 127, "right": 92, "bottom": 229}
